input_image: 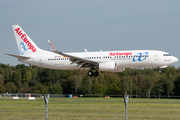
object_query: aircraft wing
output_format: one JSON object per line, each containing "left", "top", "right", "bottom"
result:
{"left": 5, "top": 53, "right": 30, "bottom": 59}
{"left": 47, "top": 40, "right": 99, "bottom": 68}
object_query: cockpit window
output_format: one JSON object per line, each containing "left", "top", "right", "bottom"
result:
{"left": 163, "top": 54, "right": 171, "bottom": 56}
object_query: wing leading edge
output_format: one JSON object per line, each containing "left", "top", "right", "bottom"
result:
{"left": 47, "top": 40, "right": 99, "bottom": 68}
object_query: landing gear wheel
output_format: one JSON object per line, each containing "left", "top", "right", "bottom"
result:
{"left": 87, "top": 70, "right": 99, "bottom": 77}
{"left": 93, "top": 71, "right": 99, "bottom": 77}
{"left": 88, "top": 71, "right": 93, "bottom": 76}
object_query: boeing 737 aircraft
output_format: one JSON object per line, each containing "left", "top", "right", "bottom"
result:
{"left": 5, "top": 25, "right": 178, "bottom": 77}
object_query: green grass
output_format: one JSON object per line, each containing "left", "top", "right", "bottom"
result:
{"left": 0, "top": 97, "right": 180, "bottom": 120}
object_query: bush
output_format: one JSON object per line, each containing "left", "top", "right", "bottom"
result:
{"left": 48, "top": 84, "right": 63, "bottom": 94}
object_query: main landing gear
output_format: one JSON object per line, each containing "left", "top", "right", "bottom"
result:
{"left": 88, "top": 69, "right": 99, "bottom": 77}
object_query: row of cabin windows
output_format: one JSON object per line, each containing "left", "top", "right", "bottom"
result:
{"left": 103, "top": 56, "right": 112, "bottom": 59}
{"left": 85, "top": 55, "right": 149, "bottom": 59}
{"left": 48, "top": 58, "right": 69, "bottom": 61}
{"left": 84, "top": 57, "right": 101, "bottom": 59}
{"left": 48, "top": 55, "right": 149, "bottom": 61}
{"left": 115, "top": 55, "right": 149, "bottom": 58}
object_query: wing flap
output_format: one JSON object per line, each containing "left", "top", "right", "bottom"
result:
{"left": 54, "top": 50, "right": 98, "bottom": 65}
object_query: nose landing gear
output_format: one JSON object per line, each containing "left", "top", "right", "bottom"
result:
{"left": 158, "top": 68, "right": 162, "bottom": 74}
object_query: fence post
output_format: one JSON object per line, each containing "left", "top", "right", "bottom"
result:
{"left": 44, "top": 94, "right": 50, "bottom": 120}
{"left": 124, "top": 94, "right": 129, "bottom": 120}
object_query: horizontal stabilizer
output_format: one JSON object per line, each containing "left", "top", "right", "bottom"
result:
{"left": 5, "top": 53, "right": 30, "bottom": 59}
{"left": 160, "top": 65, "right": 168, "bottom": 68}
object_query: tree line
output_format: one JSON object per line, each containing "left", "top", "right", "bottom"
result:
{"left": 0, "top": 63, "right": 180, "bottom": 97}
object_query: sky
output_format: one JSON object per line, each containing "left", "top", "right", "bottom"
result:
{"left": 0, "top": 0, "right": 180, "bottom": 68}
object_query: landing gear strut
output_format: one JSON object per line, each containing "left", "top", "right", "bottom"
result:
{"left": 88, "top": 69, "right": 99, "bottom": 77}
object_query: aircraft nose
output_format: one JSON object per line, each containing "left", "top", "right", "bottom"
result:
{"left": 172, "top": 56, "right": 178, "bottom": 63}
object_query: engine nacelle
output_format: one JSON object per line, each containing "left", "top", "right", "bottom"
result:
{"left": 115, "top": 68, "right": 125, "bottom": 72}
{"left": 99, "top": 62, "right": 117, "bottom": 71}
{"left": 99, "top": 62, "right": 125, "bottom": 72}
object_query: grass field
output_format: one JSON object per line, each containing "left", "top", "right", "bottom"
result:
{"left": 0, "top": 97, "right": 180, "bottom": 120}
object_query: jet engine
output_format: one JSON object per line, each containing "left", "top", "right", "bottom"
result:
{"left": 99, "top": 62, "right": 125, "bottom": 72}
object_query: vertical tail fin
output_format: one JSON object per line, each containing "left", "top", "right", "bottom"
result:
{"left": 12, "top": 25, "right": 41, "bottom": 56}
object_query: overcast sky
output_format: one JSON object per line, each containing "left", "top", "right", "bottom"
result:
{"left": 0, "top": 0, "right": 180, "bottom": 68}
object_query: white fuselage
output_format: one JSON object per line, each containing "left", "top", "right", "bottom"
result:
{"left": 19, "top": 50, "right": 178, "bottom": 71}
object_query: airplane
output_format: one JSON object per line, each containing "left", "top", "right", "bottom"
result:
{"left": 5, "top": 25, "right": 178, "bottom": 77}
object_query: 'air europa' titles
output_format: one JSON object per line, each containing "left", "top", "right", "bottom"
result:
{"left": 15, "top": 27, "right": 36, "bottom": 52}
{"left": 109, "top": 52, "right": 132, "bottom": 56}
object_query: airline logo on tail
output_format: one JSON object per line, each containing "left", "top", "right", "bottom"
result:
{"left": 14, "top": 27, "right": 36, "bottom": 55}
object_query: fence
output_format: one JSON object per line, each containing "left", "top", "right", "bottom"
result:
{"left": 0, "top": 95, "right": 180, "bottom": 120}
{"left": 1, "top": 93, "right": 180, "bottom": 99}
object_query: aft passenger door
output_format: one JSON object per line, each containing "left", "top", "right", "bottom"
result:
{"left": 39, "top": 57, "right": 43, "bottom": 66}
{"left": 154, "top": 53, "right": 158, "bottom": 61}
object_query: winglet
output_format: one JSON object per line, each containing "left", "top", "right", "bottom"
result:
{"left": 47, "top": 40, "right": 56, "bottom": 51}
{"left": 84, "top": 49, "right": 88, "bottom": 52}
